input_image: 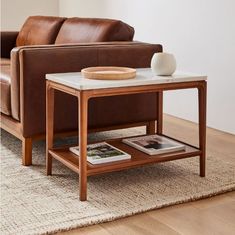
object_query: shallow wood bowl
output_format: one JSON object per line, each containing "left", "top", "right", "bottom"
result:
{"left": 81, "top": 66, "right": 136, "bottom": 80}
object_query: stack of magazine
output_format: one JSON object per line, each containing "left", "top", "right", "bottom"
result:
{"left": 122, "top": 134, "right": 185, "bottom": 155}
{"left": 69, "top": 142, "right": 131, "bottom": 164}
{"left": 69, "top": 135, "right": 185, "bottom": 165}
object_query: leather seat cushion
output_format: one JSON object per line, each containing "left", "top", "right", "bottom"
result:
{"left": 0, "top": 65, "right": 11, "bottom": 115}
{"left": 55, "top": 17, "right": 134, "bottom": 44}
{"left": 16, "top": 16, "right": 66, "bottom": 47}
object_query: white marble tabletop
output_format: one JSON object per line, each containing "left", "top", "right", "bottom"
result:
{"left": 46, "top": 68, "right": 207, "bottom": 90}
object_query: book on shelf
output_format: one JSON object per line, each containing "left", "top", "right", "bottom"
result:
{"left": 69, "top": 142, "right": 131, "bottom": 164}
{"left": 122, "top": 134, "right": 185, "bottom": 155}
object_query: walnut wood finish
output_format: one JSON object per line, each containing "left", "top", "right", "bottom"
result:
{"left": 78, "top": 91, "right": 89, "bottom": 201}
{"left": 157, "top": 91, "right": 163, "bottom": 134}
{"left": 46, "top": 79, "right": 207, "bottom": 201}
{"left": 0, "top": 113, "right": 32, "bottom": 165}
{"left": 49, "top": 139, "right": 201, "bottom": 176}
{"left": 46, "top": 82, "right": 55, "bottom": 175}
{"left": 0, "top": 113, "right": 22, "bottom": 140}
{"left": 22, "top": 137, "right": 32, "bottom": 166}
{"left": 146, "top": 120, "right": 156, "bottom": 135}
{"left": 198, "top": 82, "right": 207, "bottom": 177}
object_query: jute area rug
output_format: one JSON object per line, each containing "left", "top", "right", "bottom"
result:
{"left": 1, "top": 128, "right": 235, "bottom": 235}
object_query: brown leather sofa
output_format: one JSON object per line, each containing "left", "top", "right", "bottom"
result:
{"left": 0, "top": 16, "right": 162, "bottom": 165}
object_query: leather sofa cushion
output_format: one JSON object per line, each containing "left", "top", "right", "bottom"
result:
{"left": 0, "top": 58, "right": 11, "bottom": 66}
{"left": 55, "top": 17, "right": 134, "bottom": 44}
{"left": 16, "top": 16, "right": 66, "bottom": 47}
{"left": 0, "top": 65, "right": 11, "bottom": 115}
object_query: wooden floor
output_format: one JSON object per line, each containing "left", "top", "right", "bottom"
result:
{"left": 58, "top": 114, "right": 235, "bottom": 235}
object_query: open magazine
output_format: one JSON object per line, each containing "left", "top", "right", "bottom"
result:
{"left": 69, "top": 142, "right": 131, "bottom": 164}
{"left": 122, "top": 135, "right": 185, "bottom": 155}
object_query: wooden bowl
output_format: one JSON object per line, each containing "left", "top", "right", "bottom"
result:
{"left": 81, "top": 66, "right": 136, "bottom": 80}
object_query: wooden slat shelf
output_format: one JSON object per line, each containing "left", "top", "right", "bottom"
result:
{"left": 49, "top": 135, "right": 201, "bottom": 176}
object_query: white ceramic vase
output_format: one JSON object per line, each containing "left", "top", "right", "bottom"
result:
{"left": 151, "top": 53, "right": 176, "bottom": 76}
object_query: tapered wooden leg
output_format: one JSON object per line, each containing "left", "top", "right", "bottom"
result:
{"left": 78, "top": 91, "right": 88, "bottom": 201}
{"left": 157, "top": 91, "right": 163, "bottom": 134}
{"left": 198, "top": 82, "right": 207, "bottom": 177}
{"left": 46, "top": 82, "right": 55, "bottom": 175}
{"left": 22, "top": 137, "right": 32, "bottom": 166}
{"left": 146, "top": 121, "right": 156, "bottom": 134}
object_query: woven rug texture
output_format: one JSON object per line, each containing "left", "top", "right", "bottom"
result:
{"left": 1, "top": 128, "right": 235, "bottom": 235}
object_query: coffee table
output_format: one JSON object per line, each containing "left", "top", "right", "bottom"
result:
{"left": 46, "top": 68, "right": 207, "bottom": 201}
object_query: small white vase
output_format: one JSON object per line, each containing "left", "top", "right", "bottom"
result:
{"left": 151, "top": 53, "right": 176, "bottom": 76}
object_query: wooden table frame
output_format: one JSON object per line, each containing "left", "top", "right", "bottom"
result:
{"left": 46, "top": 80, "right": 207, "bottom": 201}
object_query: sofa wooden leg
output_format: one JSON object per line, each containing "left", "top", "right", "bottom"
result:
{"left": 146, "top": 121, "right": 156, "bottom": 135}
{"left": 22, "top": 137, "right": 32, "bottom": 166}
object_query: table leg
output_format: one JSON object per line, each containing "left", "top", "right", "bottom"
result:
{"left": 198, "top": 82, "right": 207, "bottom": 177}
{"left": 46, "top": 82, "right": 54, "bottom": 175}
{"left": 157, "top": 91, "right": 163, "bottom": 134}
{"left": 146, "top": 121, "right": 156, "bottom": 134}
{"left": 78, "top": 91, "right": 89, "bottom": 201}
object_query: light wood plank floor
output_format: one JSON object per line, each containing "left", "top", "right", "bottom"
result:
{"left": 58, "top": 114, "right": 235, "bottom": 235}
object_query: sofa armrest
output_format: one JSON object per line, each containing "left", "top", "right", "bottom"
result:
{"left": 1, "top": 31, "right": 18, "bottom": 58}
{"left": 11, "top": 42, "right": 162, "bottom": 136}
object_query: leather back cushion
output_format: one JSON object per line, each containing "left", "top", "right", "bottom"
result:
{"left": 16, "top": 16, "right": 66, "bottom": 47}
{"left": 55, "top": 18, "right": 134, "bottom": 44}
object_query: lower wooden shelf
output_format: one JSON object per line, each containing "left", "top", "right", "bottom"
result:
{"left": 49, "top": 135, "right": 201, "bottom": 176}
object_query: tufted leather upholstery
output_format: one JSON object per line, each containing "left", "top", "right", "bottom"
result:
{"left": 55, "top": 17, "right": 134, "bottom": 44}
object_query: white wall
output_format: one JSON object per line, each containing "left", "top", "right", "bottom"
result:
{"left": 1, "top": 0, "right": 59, "bottom": 31}
{"left": 59, "top": 0, "right": 235, "bottom": 134}
{"left": 59, "top": 0, "right": 106, "bottom": 18}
